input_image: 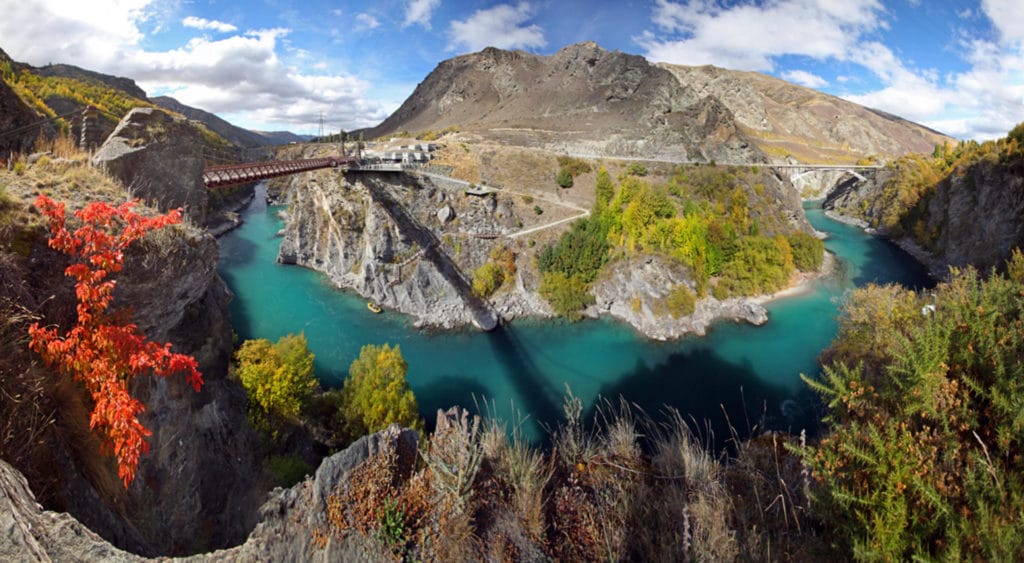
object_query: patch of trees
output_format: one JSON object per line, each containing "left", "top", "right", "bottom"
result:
{"left": 535, "top": 165, "right": 824, "bottom": 319}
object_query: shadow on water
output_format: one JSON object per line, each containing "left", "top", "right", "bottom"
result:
{"left": 483, "top": 324, "right": 563, "bottom": 434}
{"left": 853, "top": 236, "right": 935, "bottom": 289}
{"left": 414, "top": 375, "right": 493, "bottom": 432}
{"left": 588, "top": 346, "right": 820, "bottom": 453}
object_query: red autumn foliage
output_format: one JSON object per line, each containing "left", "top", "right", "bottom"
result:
{"left": 28, "top": 195, "right": 203, "bottom": 487}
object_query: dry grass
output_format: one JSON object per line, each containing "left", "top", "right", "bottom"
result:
{"left": 320, "top": 394, "right": 822, "bottom": 561}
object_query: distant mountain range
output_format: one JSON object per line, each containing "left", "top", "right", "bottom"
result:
{"left": 364, "top": 41, "right": 952, "bottom": 164}
{"left": 0, "top": 46, "right": 307, "bottom": 149}
{"left": 4, "top": 41, "right": 952, "bottom": 163}
{"left": 148, "top": 96, "right": 310, "bottom": 147}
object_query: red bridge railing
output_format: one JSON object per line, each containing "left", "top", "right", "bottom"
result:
{"left": 203, "top": 156, "right": 355, "bottom": 189}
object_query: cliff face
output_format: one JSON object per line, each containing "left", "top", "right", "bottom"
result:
{"left": 1, "top": 118, "right": 260, "bottom": 554}
{"left": 24, "top": 220, "right": 261, "bottom": 556}
{"left": 828, "top": 157, "right": 1024, "bottom": 277}
{"left": 276, "top": 169, "right": 503, "bottom": 330}
{"left": 0, "top": 73, "right": 41, "bottom": 155}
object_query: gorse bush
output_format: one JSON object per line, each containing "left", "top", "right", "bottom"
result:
{"left": 800, "top": 250, "right": 1024, "bottom": 560}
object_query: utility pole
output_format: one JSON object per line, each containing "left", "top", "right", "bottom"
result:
{"left": 318, "top": 111, "right": 325, "bottom": 140}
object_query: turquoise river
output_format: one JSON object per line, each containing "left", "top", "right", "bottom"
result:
{"left": 218, "top": 187, "right": 932, "bottom": 443}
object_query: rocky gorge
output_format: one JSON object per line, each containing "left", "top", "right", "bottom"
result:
{"left": 267, "top": 150, "right": 826, "bottom": 340}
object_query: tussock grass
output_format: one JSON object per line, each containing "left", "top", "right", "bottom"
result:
{"left": 321, "top": 393, "right": 823, "bottom": 561}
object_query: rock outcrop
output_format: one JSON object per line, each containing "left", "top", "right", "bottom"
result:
{"left": 93, "top": 108, "right": 209, "bottom": 223}
{"left": 591, "top": 255, "right": 769, "bottom": 340}
{"left": 2, "top": 426, "right": 418, "bottom": 562}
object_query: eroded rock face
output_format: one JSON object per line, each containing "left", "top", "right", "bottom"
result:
{"left": 276, "top": 170, "right": 500, "bottom": 330}
{"left": 828, "top": 159, "right": 1024, "bottom": 278}
{"left": 93, "top": 108, "right": 209, "bottom": 223}
{"left": 1, "top": 427, "right": 418, "bottom": 563}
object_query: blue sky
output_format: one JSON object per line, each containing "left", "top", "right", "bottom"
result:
{"left": 1, "top": 1, "right": 1021, "bottom": 141}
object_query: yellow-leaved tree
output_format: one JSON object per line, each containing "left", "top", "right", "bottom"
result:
{"left": 235, "top": 333, "right": 317, "bottom": 429}
{"left": 340, "top": 343, "right": 422, "bottom": 440}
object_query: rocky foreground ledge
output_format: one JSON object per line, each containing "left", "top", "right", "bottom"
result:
{"left": 1, "top": 426, "right": 419, "bottom": 562}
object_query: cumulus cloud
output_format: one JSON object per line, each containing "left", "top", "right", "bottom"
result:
{"left": 447, "top": 2, "right": 546, "bottom": 52}
{"left": 0, "top": 0, "right": 389, "bottom": 132}
{"left": 403, "top": 0, "right": 441, "bottom": 29}
{"left": 182, "top": 16, "right": 237, "bottom": 33}
{"left": 639, "top": 0, "right": 885, "bottom": 70}
{"left": 782, "top": 70, "right": 828, "bottom": 89}
{"left": 983, "top": 0, "right": 1024, "bottom": 43}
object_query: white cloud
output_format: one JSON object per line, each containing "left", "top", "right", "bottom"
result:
{"left": 403, "top": 0, "right": 440, "bottom": 29}
{"left": 639, "top": 0, "right": 885, "bottom": 70}
{"left": 0, "top": 0, "right": 152, "bottom": 69}
{"left": 356, "top": 13, "right": 380, "bottom": 31}
{"left": 782, "top": 70, "right": 828, "bottom": 88}
{"left": 0, "top": 1, "right": 389, "bottom": 132}
{"left": 447, "top": 2, "right": 546, "bottom": 52}
{"left": 182, "top": 16, "right": 237, "bottom": 33}
{"left": 982, "top": 0, "right": 1024, "bottom": 43}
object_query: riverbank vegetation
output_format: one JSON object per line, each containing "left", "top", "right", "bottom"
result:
{"left": 537, "top": 164, "right": 824, "bottom": 318}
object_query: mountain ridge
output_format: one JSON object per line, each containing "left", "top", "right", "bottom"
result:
{"left": 364, "top": 41, "right": 953, "bottom": 164}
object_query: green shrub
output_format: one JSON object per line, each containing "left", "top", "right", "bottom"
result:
{"left": 534, "top": 205, "right": 543, "bottom": 215}
{"left": 539, "top": 271, "right": 595, "bottom": 321}
{"left": 556, "top": 166, "right": 574, "bottom": 188}
{"left": 800, "top": 253, "right": 1024, "bottom": 560}
{"left": 536, "top": 217, "right": 609, "bottom": 283}
{"left": 787, "top": 231, "right": 824, "bottom": 271}
{"left": 664, "top": 285, "right": 697, "bottom": 318}
{"left": 266, "top": 454, "right": 312, "bottom": 487}
{"left": 627, "top": 162, "right": 648, "bottom": 177}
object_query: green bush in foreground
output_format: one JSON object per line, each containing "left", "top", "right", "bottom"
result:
{"left": 800, "top": 251, "right": 1024, "bottom": 560}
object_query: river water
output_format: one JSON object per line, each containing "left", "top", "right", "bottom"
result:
{"left": 217, "top": 187, "right": 932, "bottom": 443}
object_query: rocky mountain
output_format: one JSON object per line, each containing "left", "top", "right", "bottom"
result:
{"left": 364, "top": 42, "right": 951, "bottom": 164}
